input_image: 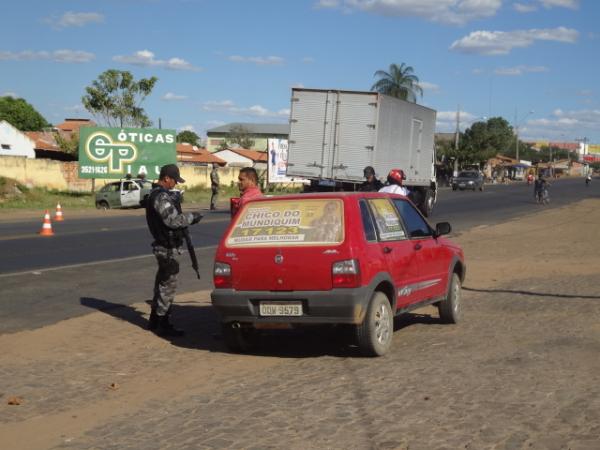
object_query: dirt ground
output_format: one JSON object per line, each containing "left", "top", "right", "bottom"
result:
{"left": 1, "top": 199, "right": 599, "bottom": 450}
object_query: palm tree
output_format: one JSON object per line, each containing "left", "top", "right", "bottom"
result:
{"left": 371, "top": 63, "right": 423, "bottom": 103}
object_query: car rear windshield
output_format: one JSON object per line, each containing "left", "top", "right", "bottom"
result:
{"left": 226, "top": 198, "right": 344, "bottom": 247}
{"left": 458, "top": 172, "right": 477, "bottom": 178}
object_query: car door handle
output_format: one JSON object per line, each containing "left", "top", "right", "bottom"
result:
{"left": 414, "top": 243, "right": 422, "bottom": 251}
{"left": 383, "top": 246, "right": 393, "bottom": 254}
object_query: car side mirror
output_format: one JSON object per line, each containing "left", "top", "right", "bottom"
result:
{"left": 434, "top": 222, "right": 451, "bottom": 237}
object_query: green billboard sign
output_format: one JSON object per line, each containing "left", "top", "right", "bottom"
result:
{"left": 78, "top": 127, "right": 176, "bottom": 179}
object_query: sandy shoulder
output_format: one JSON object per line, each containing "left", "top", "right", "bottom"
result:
{"left": 1, "top": 199, "right": 599, "bottom": 449}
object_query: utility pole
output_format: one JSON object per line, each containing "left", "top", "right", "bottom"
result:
{"left": 454, "top": 106, "right": 460, "bottom": 177}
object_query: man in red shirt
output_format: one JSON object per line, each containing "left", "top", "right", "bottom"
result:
{"left": 237, "top": 167, "right": 263, "bottom": 210}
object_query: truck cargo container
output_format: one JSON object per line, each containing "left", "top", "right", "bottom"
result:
{"left": 287, "top": 88, "right": 437, "bottom": 216}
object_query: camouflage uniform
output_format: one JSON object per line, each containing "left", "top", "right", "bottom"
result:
{"left": 148, "top": 189, "right": 195, "bottom": 316}
{"left": 210, "top": 167, "right": 220, "bottom": 210}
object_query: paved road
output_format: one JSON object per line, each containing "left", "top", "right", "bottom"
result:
{"left": 0, "top": 177, "right": 597, "bottom": 334}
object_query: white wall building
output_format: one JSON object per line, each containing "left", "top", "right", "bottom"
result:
{"left": 0, "top": 120, "right": 36, "bottom": 159}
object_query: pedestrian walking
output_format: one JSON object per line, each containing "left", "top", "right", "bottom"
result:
{"left": 146, "top": 164, "right": 203, "bottom": 337}
{"left": 210, "top": 163, "right": 220, "bottom": 210}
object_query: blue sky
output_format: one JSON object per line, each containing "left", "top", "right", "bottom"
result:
{"left": 1, "top": 0, "right": 598, "bottom": 144}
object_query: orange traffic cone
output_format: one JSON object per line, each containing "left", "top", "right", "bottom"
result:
{"left": 55, "top": 203, "right": 64, "bottom": 221}
{"left": 39, "top": 210, "right": 54, "bottom": 236}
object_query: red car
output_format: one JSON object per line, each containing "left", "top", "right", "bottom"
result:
{"left": 211, "top": 192, "right": 465, "bottom": 356}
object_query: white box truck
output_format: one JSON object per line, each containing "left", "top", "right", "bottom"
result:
{"left": 287, "top": 88, "right": 438, "bottom": 216}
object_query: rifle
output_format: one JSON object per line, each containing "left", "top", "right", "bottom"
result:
{"left": 183, "top": 227, "right": 201, "bottom": 279}
{"left": 170, "top": 190, "right": 201, "bottom": 279}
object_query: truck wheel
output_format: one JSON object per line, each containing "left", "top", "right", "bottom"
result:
{"left": 221, "top": 323, "right": 258, "bottom": 353}
{"left": 421, "top": 189, "right": 435, "bottom": 217}
{"left": 438, "top": 273, "right": 462, "bottom": 324}
{"left": 97, "top": 201, "right": 109, "bottom": 210}
{"left": 356, "top": 292, "right": 393, "bottom": 356}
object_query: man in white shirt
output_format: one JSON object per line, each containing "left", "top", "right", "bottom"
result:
{"left": 379, "top": 169, "right": 409, "bottom": 196}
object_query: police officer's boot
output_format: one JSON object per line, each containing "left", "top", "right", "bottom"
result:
{"left": 156, "top": 313, "right": 185, "bottom": 337}
{"left": 148, "top": 309, "right": 159, "bottom": 331}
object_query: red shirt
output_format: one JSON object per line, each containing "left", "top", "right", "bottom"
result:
{"left": 238, "top": 186, "right": 263, "bottom": 208}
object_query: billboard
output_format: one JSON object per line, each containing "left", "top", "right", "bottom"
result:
{"left": 267, "top": 138, "right": 295, "bottom": 183}
{"left": 78, "top": 127, "right": 176, "bottom": 179}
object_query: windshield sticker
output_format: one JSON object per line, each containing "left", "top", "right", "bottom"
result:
{"left": 369, "top": 199, "right": 406, "bottom": 240}
{"left": 227, "top": 199, "right": 344, "bottom": 246}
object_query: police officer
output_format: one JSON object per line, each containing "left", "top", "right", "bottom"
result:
{"left": 359, "top": 166, "right": 383, "bottom": 191}
{"left": 146, "top": 164, "right": 203, "bottom": 337}
{"left": 210, "top": 163, "right": 220, "bottom": 210}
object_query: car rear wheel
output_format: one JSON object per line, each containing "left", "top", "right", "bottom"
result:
{"left": 356, "top": 292, "right": 393, "bottom": 356}
{"left": 97, "top": 200, "right": 109, "bottom": 210}
{"left": 438, "top": 273, "right": 462, "bottom": 324}
{"left": 221, "top": 322, "right": 258, "bottom": 353}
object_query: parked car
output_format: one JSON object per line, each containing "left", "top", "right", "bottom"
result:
{"left": 211, "top": 192, "right": 466, "bottom": 356}
{"left": 452, "top": 171, "right": 484, "bottom": 191}
{"left": 95, "top": 178, "right": 153, "bottom": 209}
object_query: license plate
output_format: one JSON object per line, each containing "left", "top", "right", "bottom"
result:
{"left": 458, "top": 183, "right": 466, "bottom": 187}
{"left": 259, "top": 302, "right": 303, "bottom": 316}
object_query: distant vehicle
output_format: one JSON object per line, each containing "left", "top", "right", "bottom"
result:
{"left": 211, "top": 191, "right": 465, "bottom": 356}
{"left": 286, "top": 88, "right": 438, "bottom": 216}
{"left": 452, "top": 171, "right": 484, "bottom": 191}
{"left": 95, "top": 178, "right": 154, "bottom": 209}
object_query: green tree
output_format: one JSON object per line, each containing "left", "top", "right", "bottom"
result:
{"left": 460, "top": 117, "right": 515, "bottom": 165}
{"left": 371, "top": 63, "right": 423, "bottom": 103}
{"left": 82, "top": 69, "right": 157, "bottom": 128}
{"left": 54, "top": 131, "right": 79, "bottom": 156}
{"left": 0, "top": 96, "right": 50, "bottom": 131}
{"left": 226, "top": 125, "right": 255, "bottom": 149}
{"left": 176, "top": 130, "right": 200, "bottom": 144}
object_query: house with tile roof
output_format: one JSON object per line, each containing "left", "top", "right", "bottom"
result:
{"left": 0, "top": 120, "right": 36, "bottom": 159}
{"left": 55, "top": 118, "right": 96, "bottom": 139}
{"left": 212, "top": 147, "right": 268, "bottom": 170}
{"left": 176, "top": 143, "right": 226, "bottom": 166}
{"left": 206, "top": 122, "right": 289, "bottom": 153}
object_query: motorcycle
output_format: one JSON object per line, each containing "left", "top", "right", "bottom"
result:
{"left": 585, "top": 175, "right": 592, "bottom": 187}
{"left": 536, "top": 187, "right": 550, "bottom": 205}
{"left": 527, "top": 174, "right": 534, "bottom": 185}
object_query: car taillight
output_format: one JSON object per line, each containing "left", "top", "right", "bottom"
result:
{"left": 213, "top": 262, "right": 232, "bottom": 288}
{"left": 332, "top": 259, "right": 361, "bottom": 288}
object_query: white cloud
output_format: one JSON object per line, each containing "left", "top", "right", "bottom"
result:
{"left": 540, "top": 0, "right": 579, "bottom": 9}
{"left": 521, "top": 108, "right": 600, "bottom": 140}
{"left": 513, "top": 3, "right": 537, "bottom": 12}
{"left": 162, "top": 92, "right": 188, "bottom": 101}
{"left": 291, "top": 82, "right": 305, "bottom": 88}
{"left": 45, "top": 11, "right": 104, "bottom": 29}
{"left": 450, "top": 27, "right": 578, "bottom": 55}
{"left": 0, "top": 49, "right": 95, "bottom": 63}
{"left": 316, "top": 0, "right": 502, "bottom": 26}
{"left": 228, "top": 55, "right": 284, "bottom": 65}
{"left": 494, "top": 65, "right": 549, "bottom": 75}
{"left": 420, "top": 81, "right": 440, "bottom": 93}
{"left": 436, "top": 110, "right": 486, "bottom": 132}
{"left": 302, "top": 57, "right": 315, "bottom": 64}
{"left": 113, "top": 50, "right": 201, "bottom": 71}
{"left": 202, "top": 100, "right": 289, "bottom": 118}
{"left": 178, "top": 124, "right": 196, "bottom": 132}
{"left": 64, "top": 104, "right": 85, "bottom": 112}
{"left": 2, "top": 92, "right": 18, "bottom": 98}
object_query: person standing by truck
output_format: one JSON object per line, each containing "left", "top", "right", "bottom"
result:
{"left": 359, "top": 166, "right": 384, "bottom": 192}
{"left": 379, "top": 169, "right": 409, "bottom": 196}
{"left": 210, "top": 163, "right": 220, "bottom": 210}
{"left": 146, "top": 164, "right": 203, "bottom": 337}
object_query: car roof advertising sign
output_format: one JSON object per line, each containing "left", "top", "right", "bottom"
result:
{"left": 78, "top": 127, "right": 176, "bottom": 179}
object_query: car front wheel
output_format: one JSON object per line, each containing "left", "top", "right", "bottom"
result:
{"left": 356, "top": 292, "right": 393, "bottom": 356}
{"left": 97, "top": 200, "right": 109, "bottom": 210}
{"left": 438, "top": 273, "right": 462, "bottom": 324}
